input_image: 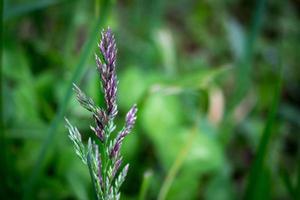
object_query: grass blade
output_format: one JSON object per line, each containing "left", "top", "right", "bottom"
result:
{"left": 0, "top": 0, "right": 8, "bottom": 195}
{"left": 138, "top": 170, "right": 153, "bottom": 200}
{"left": 4, "top": 0, "right": 69, "bottom": 21}
{"left": 157, "top": 127, "right": 197, "bottom": 200}
{"left": 280, "top": 168, "right": 296, "bottom": 199}
{"left": 23, "top": 1, "right": 112, "bottom": 199}
{"left": 228, "top": 0, "right": 266, "bottom": 111}
{"left": 244, "top": 69, "right": 282, "bottom": 199}
{"left": 296, "top": 156, "right": 300, "bottom": 199}
{"left": 221, "top": 0, "right": 267, "bottom": 146}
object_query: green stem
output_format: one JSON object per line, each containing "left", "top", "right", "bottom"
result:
{"left": 139, "top": 170, "right": 153, "bottom": 200}
{"left": 244, "top": 67, "right": 283, "bottom": 200}
{"left": 296, "top": 155, "right": 300, "bottom": 199}
{"left": 228, "top": 0, "right": 266, "bottom": 112}
{"left": 280, "top": 168, "right": 296, "bottom": 199}
{"left": 157, "top": 128, "right": 197, "bottom": 200}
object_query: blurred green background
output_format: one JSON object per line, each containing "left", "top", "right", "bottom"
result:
{"left": 2, "top": 0, "right": 300, "bottom": 199}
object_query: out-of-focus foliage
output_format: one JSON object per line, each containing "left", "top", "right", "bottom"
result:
{"left": 2, "top": 0, "right": 299, "bottom": 200}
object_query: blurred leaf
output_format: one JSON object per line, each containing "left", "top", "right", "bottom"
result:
{"left": 157, "top": 127, "right": 197, "bottom": 200}
{"left": 141, "top": 92, "right": 183, "bottom": 138}
{"left": 238, "top": 118, "right": 265, "bottom": 149}
{"left": 249, "top": 167, "right": 271, "bottom": 200}
{"left": 63, "top": 150, "right": 90, "bottom": 200}
{"left": 5, "top": 128, "right": 46, "bottom": 139}
{"left": 67, "top": 172, "right": 89, "bottom": 200}
{"left": 3, "top": 47, "right": 30, "bottom": 80}
{"left": 158, "top": 125, "right": 224, "bottom": 199}
{"left": 205, "top": 170, "right": 235, "bottom": 200}
{"left": 138, "top": 170, "right": 153, "bottom": 200}
{"left": 164, "top": 66, "right": 231, "bottom": 91}
{"left": 296, "top": 158, "right": 300, "bottom": 200}
{"left": 164, "top": 128, "right": 223, "bottom": 173}
{"left": 3, "top": 47, "right": 42, "bottom": 125}
{"left": 228, "top": 0, "right": 266, "bottom": 111}
{"left": 37, "top": 178, "right": 69, "bottom": 199}
{"left": 56, "top": 142, "right": 90, "bottom": 199}
{"left": 166, "top": 171, "right": 199, "bottom": 200}
{"left": 121, "top": 131, "right": 139, "bottom": 161}
{"left": 244, "top": 68, "right": 282, "bottom": 199}
{"left": 154, "top": 28, "right": 177, "bottom": 76}
{"left": 17, "top": 141, "right": 46, "bottom": 176}
{"left": 142, "top": 90, "right": 223, "bottom": 169}
{"left": 35, "top": 72, "right": 57, "bottom": 120}
{"left": 225, "top": 18, "right": 246, "bottom": 61}
{"left": 2, "top": 82, "right": 15, "bottom": 125}
{"left": 279, "top": 103, "right": 300, "bottom": 127}
{"left": 4, "top": 0, "right": 69, "bottom": 21}
{"left": 186, "top": 133, "right": 223, "bottom": 172}
{"left": 118, "top": 67, "right": 150, "bottom": 110}
{"left": 280, "top": 168, "right": 297, "bottom": 199}
{"left": 14, "top": 83, "right": 40, "bottom": 122}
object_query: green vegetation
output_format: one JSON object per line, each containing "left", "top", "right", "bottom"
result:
{"left": 2, "top": 0, "right": 299, "bottom": 199}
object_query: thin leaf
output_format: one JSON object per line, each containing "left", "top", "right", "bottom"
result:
{"left": 4, "top": 0, "right": 69, "bottom": 21}
{"left": 157, "top": 127, "right": 198, "bottom": 200}
{"left": 296, "top": 157, "right": 300, "bottom": 199}
{"left": 226, "top": 18, "right": 246, "bottom": 60}
{"left": 150, "top": 66, "right": 232, "bottom": 95}
{"left": 228, "top": 0, "right": 266, "bottom": 111}
{"left": 244, "top": 69, "right": 282, "bottom": 199}
{"left": 280, "top": 168, "right": 296, "bottom": 199}
{"left": 138, "top": 170, "right": 153, "bottom": 200}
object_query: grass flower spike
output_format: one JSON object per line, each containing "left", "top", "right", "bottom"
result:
{"left": 65, "top": 27, "right": 137, "bottom": 200}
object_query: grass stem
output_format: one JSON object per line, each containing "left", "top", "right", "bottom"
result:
{"left": 157, "top": 127, "right": 197, "bottom": 200}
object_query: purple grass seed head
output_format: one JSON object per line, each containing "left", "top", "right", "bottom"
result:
{"left": 98, "top": 154, "right": 103, "bottom": 187}
{"left": 125, "top": 104, "right": 137, "bottom": 132}
{"left": 110, "top": 140, "right": 121, "bottom": 158}
{"left": 96, "top": 28, "right": 118, "bottom": 119}
{"left": 112, "top": 157, "right": 123, "bottom": 179}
